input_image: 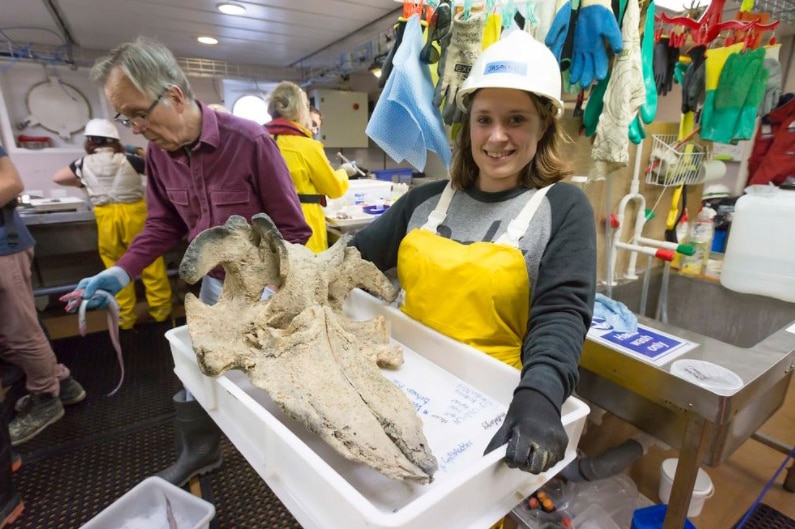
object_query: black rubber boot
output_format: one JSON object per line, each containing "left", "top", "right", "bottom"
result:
{"left": 1, "top": 413, "right": 24, "bottom": 528}
{"left": 154, "top": 390, "right": 222, "bottom": 487}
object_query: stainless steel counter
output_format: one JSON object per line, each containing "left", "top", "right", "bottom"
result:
{"left": 18, "top": 208, "right": 186, "bottom": 297}
{"left": 578, "top": 270, "right": 795, "bottom": 529}
{"left": 19, "top": 209, "right": 95, "bottom": 225}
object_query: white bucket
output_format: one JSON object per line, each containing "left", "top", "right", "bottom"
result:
{"left": 658, "top": 458, "right": 714, "bottom": 518}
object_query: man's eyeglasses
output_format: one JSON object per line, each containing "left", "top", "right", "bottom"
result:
{"left": 113, "top": 89, "right": 166, "bottom": 128}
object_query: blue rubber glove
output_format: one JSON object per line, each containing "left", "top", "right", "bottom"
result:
{"left": 484, "top": 389, "right": 568, "bottom": 474}
{"left": 71, "top": 266, "right": 130, "bottom": 311}
{"left": 569, "top": 0, "right": 623, "bottom": 87}
{"left": 545, "top": 0, "right": 575, "bottom": 64}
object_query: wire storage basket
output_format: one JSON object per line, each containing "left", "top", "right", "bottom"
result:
{"left": 646, "top": 134, "right": 709, "bottom": 187}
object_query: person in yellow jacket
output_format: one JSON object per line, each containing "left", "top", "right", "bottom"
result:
{"left": 265, "top": 82, "right": 356, "bottom": 252}
{"left": 52, "top": 119, "right": 172, "bottom": 329}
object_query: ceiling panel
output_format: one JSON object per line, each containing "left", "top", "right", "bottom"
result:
{"left": 0, "top": 0, "right": 402, "bottom": 72}
{"left": 4, "top": 0, "right": 793, "bottom": 79}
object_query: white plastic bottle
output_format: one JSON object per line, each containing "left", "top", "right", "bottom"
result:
{"left": 676, "top": 209, "right": 690, "bottom": 244}
{"left": 680, "top": 206, "right": 716, "bottom": 276}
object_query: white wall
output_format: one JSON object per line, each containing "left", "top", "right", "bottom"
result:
{"left": 0, "top": 62, "right": 249, "bottom": 197}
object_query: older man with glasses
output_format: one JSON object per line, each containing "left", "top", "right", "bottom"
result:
{"left": 60, "top": 37, "right": 311, "bottom": 487}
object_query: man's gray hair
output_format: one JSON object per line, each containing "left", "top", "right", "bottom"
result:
{"left": 90, "top": 36, "right": 194, "bottom": 101}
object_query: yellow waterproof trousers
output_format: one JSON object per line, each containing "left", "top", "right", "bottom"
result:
{"left": 94, "top": 200, "right": 172, "bottom": 329}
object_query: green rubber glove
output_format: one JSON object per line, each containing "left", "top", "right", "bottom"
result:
{"left": 637, "top": 0, "right": 657, "bottom": 124}
{"left": 628, "top": 114, "right": 647, "bottom": 144}
{"left": 674, "top": 60, "right": 689, "bottom": 86}
{"left": 704, "top": 48, "right": 766, "bottom": 143}
{"left": 583, "top": 79, "right": 609, "bottom": 137}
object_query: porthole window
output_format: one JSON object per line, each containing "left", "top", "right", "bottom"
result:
{"left": 231, "top": 94, "right": 270, "bottom": 124}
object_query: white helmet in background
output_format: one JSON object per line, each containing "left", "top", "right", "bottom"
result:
{"left": 84, "top": 118, "right": 120, "bottom": 140}
{"left": 455, "top": 29, "right": 564, "bottom": 118}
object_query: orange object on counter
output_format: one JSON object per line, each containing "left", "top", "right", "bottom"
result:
{"left": 18, "top": 135, "right": 51, "bottom": 149}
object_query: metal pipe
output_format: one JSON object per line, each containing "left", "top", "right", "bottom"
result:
{"left": 751, "top": 432, "right": 794, "bottom": 455}
{"left": 655, "top": 261, "right": 671, "bottom": 324}
{"left": 639, "top": 256, "right": 653, "bottom": 317}
{"left": 615, "top": 241, "right": 673, "bottom": 260}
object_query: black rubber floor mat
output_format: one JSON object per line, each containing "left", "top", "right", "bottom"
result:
{"left": 8, "top": 319, "right": 303, "bottom": 528}
{"left": 735, "top": 503, "right": 795, "bottom": 529}
{"left": 203, "top": 439, "right": 304, "bottom": 529}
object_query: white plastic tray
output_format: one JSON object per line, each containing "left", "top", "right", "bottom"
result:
{"left": 80, "top": 476, "right": 215, "bottom": 529}
{"left": 166, "top": 289, "right": 589, "bottom": 529}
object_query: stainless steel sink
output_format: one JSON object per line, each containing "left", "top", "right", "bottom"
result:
{"left": 608, "top": 269, "right": 795, "bottom": 349}
{"left": 576, "top": 268, "right": 795, "bottom": 529}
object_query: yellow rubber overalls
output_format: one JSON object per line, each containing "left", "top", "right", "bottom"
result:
{"left": 397, "top": 183, "right": 553, "bottom": 369}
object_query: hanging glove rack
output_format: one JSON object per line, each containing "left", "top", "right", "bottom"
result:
{"left": 655, "top": 0, "right": 779, "bottom": 48}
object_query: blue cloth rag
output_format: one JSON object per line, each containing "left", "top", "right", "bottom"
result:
{"left": 366, "top": 14, "right": 452, "bottom": 171}
{"left": 593, "top": 293, "right": 638, "bottom": 333}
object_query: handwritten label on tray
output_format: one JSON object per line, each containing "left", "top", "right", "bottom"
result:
{"left": 381, "top": 345, "right": 508, "bottom": 476}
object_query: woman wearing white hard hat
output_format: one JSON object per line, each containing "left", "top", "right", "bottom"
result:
{"left": 52, "top": 118, "right": 172, "bottom": 330}
{"left": 353, "top": 29, "right": 595, "bottom": 476}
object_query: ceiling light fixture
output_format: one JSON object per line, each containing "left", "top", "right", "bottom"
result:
{"left": 217, "top": 3, "right": 246, "bottom": 15}
{"left": 198, "top": 36, "right": 219, "bottom": 45}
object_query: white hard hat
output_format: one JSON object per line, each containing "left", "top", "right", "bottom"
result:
{"left": 84, "top": 118, "right": 120, "bottom": 140}
{"left": 455, "top": 29, "right": 564, "bottom": 118}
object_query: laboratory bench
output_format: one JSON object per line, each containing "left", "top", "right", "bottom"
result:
{"left": 578, "top": 270, "right": 795, "bottom": 529}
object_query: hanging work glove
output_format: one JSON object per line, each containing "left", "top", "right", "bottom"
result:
{"left": 583, "top": 80, "right": 608, "bottom": 137}
{"left": 653, "top": 37, "right": 679, "bottom": 96}
{"left": 703, "top": 48, "right": 766, "bottom": 143}
{"left": 568, "top": 0, "right": 623, "bottom": 87}
{"left": 681, "top": 45, "right": 707, "bottom": 114}
{"left": 59, "top": 266, "right": 131, "bottom": 312}
{"left": 420, "top": 0, "right": 452, "bottom": 64}
{"left": 760, "top": 57, "right": 782, "bottom": 116}
{"left": 483, "top": 389, "right": 568, "bottom": 474}
{"left": 545, "top": 0, "right": 579, "bottom": 67}
{"left": 737, "top": 53, "right": 769, "bottom": 141}
{"left": 433, "top": 12, "right": 487, "bottom": 125}
{"left": 638, "top": 1, "right": 658, "bottom": 117}
{"left": 379, "top": 19, "right": 408, "bottom": 89}
{"left": 339, "top": 162, "right": 358, "bottom": 177}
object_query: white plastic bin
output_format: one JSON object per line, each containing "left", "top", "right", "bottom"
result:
{"left": 80, "top": 476, "right": 215, "bottom": 529}
{"left": 658, "top": 458, "right": 714, "bottom": 518}
{"left": 166, "top": 289, "right": 590, "bottom": 529}
{"left": 326, "top": 179, "right": 394, "bottom": 210}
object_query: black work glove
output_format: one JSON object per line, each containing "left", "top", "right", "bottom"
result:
{"left": 378, "top": 20, "right": 408, "bottom": 89}
{"left": 665, "top": 43, "right": 680, "bottom": 94}
{"left": 483, "top": 389, "right": 568, "bottom": 474}
{"left": 420, "top": 0, "right": 452, "bottom": 64}
{"left": 654, "top": 37, "right": 679, "bottom": 96}
{"left": 681, "top": 45, "right": 707, "bottom": 114}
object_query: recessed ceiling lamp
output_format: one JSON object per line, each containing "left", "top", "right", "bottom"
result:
{"left": 217, "top": 3, "right": 246, "bottom": 15}
{"left": 198, "top": 36, "right": 219, "bottom": 45}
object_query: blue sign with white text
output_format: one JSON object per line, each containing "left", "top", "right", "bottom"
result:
{"left": 588, "top": 317, "right": 697, "bottom": 364}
